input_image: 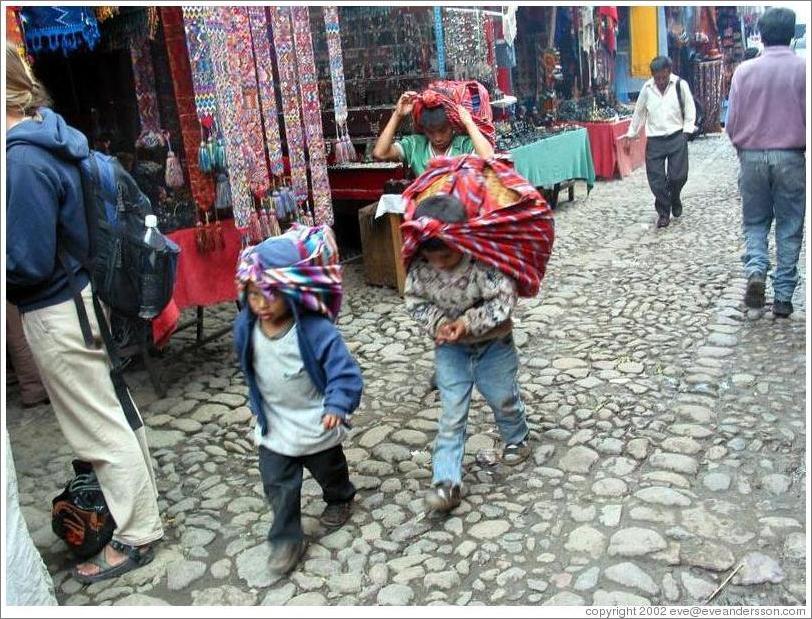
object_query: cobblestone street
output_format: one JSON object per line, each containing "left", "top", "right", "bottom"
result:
{"left": 6, "top": 134, "right": 807, "bottom": 607}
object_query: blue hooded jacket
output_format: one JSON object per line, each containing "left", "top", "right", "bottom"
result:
{"left": 6, "top": 109, "right": 90, "bottom": 312}
{"left": 232, "top": 237, "right": 363, "bottom": 436}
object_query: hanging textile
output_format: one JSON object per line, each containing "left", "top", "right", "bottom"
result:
{"left": 629, "top": 6, "right": 659, "bottom": 78}
{"left": 161, "top": 6, "right": 214, "bottom": 209}
{"left": 502, "top": 5, "right": 518, "bottom": 47}
{"left": 694, "top": 59, "right": 723, "bottom": 134}
{"left": 598, "top": 7, "right": 618, "bottom": 54}
{"left": 434, "top": 7, "right": 446, "bottom": 78}
{"left": 247, "top": 6, "right": 284, "bottom": 177}
{"left": 94, "top": 7, "right": 119, "bottom": 23}
{"left": 130, "top": 37, "right": 166, "bottom": 149}
{"left": 204, "top": 6, "right": 255, "bottom": 229}
{"left": 182, "top": 6, "right": 219, "bottom": 125}
{"left": 21, "top": 7, "right": 100, "bottom": 55}
{"left": 269, "top": 6, "right": 309, "bottom": 207}
{"left": 323, "top": 7, "right": 348, "bottom": 127}
{"left": 229, "top": 7, "right": 271, "bottom": 197}
{"left": 99, "top": 7, "right": 157, "bottom": 52}
{"left": 292, "top": 6, "right": 333, "bottom": 226}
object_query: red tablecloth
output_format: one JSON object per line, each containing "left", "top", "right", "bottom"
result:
{"left": 152, "top": 219, "right": 243, "bottom": 347}
{"left": 577, "top": 119, "right": 647, "bottom": 180}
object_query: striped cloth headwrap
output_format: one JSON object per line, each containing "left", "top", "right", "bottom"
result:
{"left": 412, "top": 81, "right": 495, "bottom": 146}
{"left": 401, "top": 155, "right": 555, "bottom": 298}
{"left": 236, "top": 224, "right": 343, "bottom": 321}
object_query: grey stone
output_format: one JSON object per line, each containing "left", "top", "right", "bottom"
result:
{"left": 634, "top": 486, "right": 692, "bottom": 507}
{"left": 424, "top": 570, "right": 461, "bottom": 590}
{"left": 604, "top": 562, "right": 659, "bottom": 595}
{"left": 144, "top": 428, "right": 185, "bottom": 449}
{"left": 560, "top": 446, "right": 600, "bottom": 473}
{"left": 191, "top": 586, "right": 257, "bottom": 606}
{"left": 626, "top": 438, "right": 649, "bottom": 460}
{"left": 261, "top": 583, "right": 297, "bottom": 605}
{"left": 681, "top": 572, "right": 716, "bottom": 601}
{"left": 574, "top": 567, "right": 600, "bottom": 591}
{"left": 210, "top": 559, "right": 231, "bottom": 579}
{"left": 592, "top": 478, "right": 629, "bottom": 497}
{"left": 783, "top": 532, "right": 806, "bottom": 562}
{"left": 761, "top": 474, "right": 791, "bottom": 495}
{"left": 469, "top": 520, "right": 510, "bottom": 539}
{"left": 608, "top": 528, "right": 667, "bottom": 557}
{"left": 662, "top": 573, "right": 680, "bottom": 602}
{"left": 359, "top": 425, "right": 394, "bottom": 448}
{"left": 113, "top": 594, "right": 168, "bottom": 606}
{"left": 181, "top": 527, "right": 216, "bottom": 548}
{"left": 593, "top": 590, "right": 651, "bottom": 606}
{"left": 542, "top": 592, "right": 586, "bottom": 605}
{"left": 378, "top": 584, "right": 415, "bottom": 605}
{"left": 734, "top": 552, "right": 785, "bottom": 585}
{"left": 236, "top": 543, "right": 276, "bottom": 588}
{"left": 680, "top": 540, "right": 735, "bottom": 572}
{"left": 166, "top": 560, "right": 207, "bottom": 591}
{"left": 287, "top": 592, "right": 327, "bottom": 605}
{"left": 564, "top": 525, "right": 607, "bottom": 559}
{"left": 702, "top": 472, "right": 732, "bottom": 492}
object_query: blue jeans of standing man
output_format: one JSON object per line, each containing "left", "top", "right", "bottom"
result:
{"left": 433, "top": 334, "right": 529, "bottom": 486}
{"left": 738, "top": 149, "right": 806, "bottom": 303}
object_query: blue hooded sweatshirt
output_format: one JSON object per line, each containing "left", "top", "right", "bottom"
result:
{"left": 232, "top": 236, "right": 363, "bottom": 437}
{"left": 6, "top": 108, "right": 90, "bottom": 313}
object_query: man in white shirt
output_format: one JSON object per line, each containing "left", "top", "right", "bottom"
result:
{"left": 621, "top": 56, "right": 697, "bottom": 228}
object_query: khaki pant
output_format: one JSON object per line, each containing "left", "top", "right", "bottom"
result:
{"left": 21, "top": 286, "right": 163, "bottom": 546}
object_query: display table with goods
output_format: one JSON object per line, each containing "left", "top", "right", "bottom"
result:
{"left": 328, "top": 161, "right": 407, "bottom": 202}
{"left": 557, "top": 97, "right": 644, "bottom": 179}
{"left": 500, "top": 124, "right": 596, "bottom": 205}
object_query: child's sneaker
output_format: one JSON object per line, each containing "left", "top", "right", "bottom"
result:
{"left": 502, "top": 439, "right": 531, "bottom": 466}
{"left": 425, "top": 483, "right": 462, "bottom": 513}
{"left": 268, "top": 540, "right": 307, "bottom": 575}
{"left": 320, "top": 502, "right": 352, "bottom": 529}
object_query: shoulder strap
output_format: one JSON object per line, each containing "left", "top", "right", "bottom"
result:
{"left": 676, "top": 78, "right": 685, "bottom": 121}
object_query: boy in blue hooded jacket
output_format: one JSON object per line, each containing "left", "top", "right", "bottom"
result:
{"left": 233, "top": 224, "right": 363, "bottom": 575}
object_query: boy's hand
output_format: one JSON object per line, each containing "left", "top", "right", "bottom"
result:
{"left": 436, "top": 319, "right": 467, "bottom": 344}
{"left": 457, "top": 105, "right": 475, "bottom": 128}
{"left": 322, "top": 413, "right": 342, "bottom": 430}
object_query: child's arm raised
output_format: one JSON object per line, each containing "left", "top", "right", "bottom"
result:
{"left": 459, "top": 267, "right": 518, "bottom": 338}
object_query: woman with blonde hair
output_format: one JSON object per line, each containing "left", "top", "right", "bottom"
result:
{"left": 5, "top": 42, "right": 163, "bottom": 584}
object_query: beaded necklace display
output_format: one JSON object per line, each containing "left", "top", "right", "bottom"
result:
{"left": 204, "top": 6, "right": 254, "bottom": 230}
{"left": 247, "top": 6, "right": 285, "bottom": 177}
{"left": 292, "top": 6, "right": 333, "bottom": 226}
{"left": 130, "top": 37, "right": 165, "bottom": 148}
{"left": 269, "top": 6, "right": 309, "bottom": 209}
{"left": 229, "top": 6, "right": 271, "bottom": 197}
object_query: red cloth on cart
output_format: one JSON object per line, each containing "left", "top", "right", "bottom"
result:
{"left": 412, "top": 81, "right": 495, "bottom": 146}
{"left": 401, "top": 155, "right": 555, "bottom": 298}
{"left": 151, "top": 219, "right": 242, "bottom": 346}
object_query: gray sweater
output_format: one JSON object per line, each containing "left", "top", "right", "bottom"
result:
{"left": 252, "top": 322, "right": 346, "bottom": 456}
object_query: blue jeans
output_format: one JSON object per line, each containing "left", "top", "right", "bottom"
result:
{"left": 433, "top": 334, "right": 529, "bottom": 486}
{"left": 738, "top": 149, "right": 806, "bottom": 302}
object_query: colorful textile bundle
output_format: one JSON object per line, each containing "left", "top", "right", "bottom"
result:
{"left": 236, "top": 224, "right": 343, "bottom": 321}
{"left": 247, "top": 6, "right": 285, "bottom": 177}
{"left": 412, "top": 80, "right": 495, "bottom": 146}
{"left": 204, "top": 6, "right": 255, "bottom": 229}
{"left": 401, "top": 155, "right": 555, "bottom": 298}
{"left": 270, "top": 6, "right": 309, "bottom": 207}
{"left": 292, "top": 6, "right": 333, "bottom": 226}
{"left": 21, "top": 7, "right": 100, "bottom": 55}
{"left": 324, "top": 7, "right": 355, "bottom": 165}
{"left": 130, "top": 37, "right": 166, "bottom": 149}
{"left": 228, "top": 7, "right": 271, "bottom": 197}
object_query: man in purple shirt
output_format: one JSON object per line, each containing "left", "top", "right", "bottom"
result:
{"left": 726, "top": 7, "right": 806, "bottom": 318}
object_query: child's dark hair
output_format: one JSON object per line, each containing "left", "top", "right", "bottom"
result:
{"left": 420, "top": 106, "right": 449, "bottom": 130}
{"left": 414, "top": 194, "right": 466, "bottom": 251}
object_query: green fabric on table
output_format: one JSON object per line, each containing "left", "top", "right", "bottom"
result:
{"left": 509, "top": 127, "right": 596, "bottom": 190}
{"left": 396, "top": 134, "right": 474, "bottom": 176}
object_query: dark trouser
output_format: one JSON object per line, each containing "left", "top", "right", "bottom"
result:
{"left": 258, "top": 444, "right": 355, "bottom": 544}
{"left": 645, "top": 131, "right": 689, "bottom": 217}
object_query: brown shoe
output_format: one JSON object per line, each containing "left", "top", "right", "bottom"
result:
{"left": 656, "top": 215, "right": 670, "bottom": 228}
{"left": 320, "top": 502, "right": 352, "bottom": 529}
{"left": 425, "top": 483, "right": 462, "bottom": 513}
{"left": 268, "top": 540, "right": 306, "bottom": 575}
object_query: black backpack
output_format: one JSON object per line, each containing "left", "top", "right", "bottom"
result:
{"left": 59, "top": 151, "right": 180, "bottom": 430}
{"left": 676, "top": 78, "right": 704, "bottom": 141}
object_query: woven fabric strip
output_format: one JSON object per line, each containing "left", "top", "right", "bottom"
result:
{"left": 247, "top": 6, "right": 284, "bottom": 177}
{"left": 230, "top": 6, "right": 270, "bottom": 196}
{"left": 292, "top": 6, "right": 333, "bottom": 226}
{"left": 269, "top": 6, "right": 309, "bottom": 205}
{"left": 323, "top": 7, "right": 348, "bottom": 127}
{"left": 130, "top": 37, "right": 163, "bottom": 139}
{"left": 205, "top": 7, "right": 254, "bottom": 229}
{"left": 181, "top": 6, "right": 219, "bottom": 124}
{"left": 434, "top": 7, "right": 446, "bottom": 78}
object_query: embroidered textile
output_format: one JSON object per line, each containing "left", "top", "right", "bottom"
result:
{"left": 323, "top": 7, "right": 348, "bottom": 127}
{"left": 236, "top": 224, "right": 343, "bottom": 321}
{"left": 247, "top": 6, "right": 285, "bottom": 177}
{"left": 130, "top": 37, "right": 165, "bottom": 148}
{"left": 7, "top": 7, "right": 25, "bottom": 51}
{"left": 229, "top": 7, "right": 270, "bottom": 196}
{"left": 182, "top": 6, "right": 219, "bottom": 124}
{"left": 292, "top": 6, "right": 333, "bottom": 226}
{"left": 204, "top": 7, "right": 254, "bottom": 229}
{"left": 401, "top": 155, "right": 555, "bottom": 298}
{"left": 21, "top": 7, "right": 100, "bottom": 55}
{"left": 434, "top": 7, "right": 446, "bottom": 78}
{"left": 269, "top": 6, "right": 309, "bottom": 206}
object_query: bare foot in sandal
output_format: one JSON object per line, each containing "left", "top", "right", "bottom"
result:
{"left": 73, "top": 540, "right": 154, "bottom": 584}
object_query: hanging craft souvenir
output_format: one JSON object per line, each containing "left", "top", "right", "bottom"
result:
{"left": 130, "top": 37, "right": 166, "bottom": 149}
{"left": 247, "top": 6, "right": 285, "bottom": 177}
{"left": 323, "top": 7, "right": 354, "bottom": 165}
{"left": 21, "top": 7, "right": 101, "bottom": 55}
{"left": 269, "top": 6, "right": 310, "bottom": 209}
{"left": 203, "top": 6, "right": 255, "bottom": 231}
{"left": 164, "top": 131, "right": 185, "bottom": 188}
{"left": 229, "top": 7, "right": 271, "bottom": 197}
{"left": 292, "top": 6, "right": 333, "bottom": 226}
